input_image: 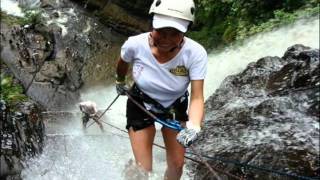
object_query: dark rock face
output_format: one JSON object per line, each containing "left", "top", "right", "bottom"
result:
{"left": 1, "top": 0, "right": 126, "bottom": 110}
{"left": 190, "top": 44, "right": 319, "bottom": 179}
{"left": 70, "top": 0, "right": 153, "bottom": 35}
{"left": 1, "top": 20, "right": 80, "bottom": 110}
{"left": 0, "top": 100, "right": 44, "bottom": 179}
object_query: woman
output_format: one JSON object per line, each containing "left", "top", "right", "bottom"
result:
{"left": 115, "top": 0, "right": 207, "bottom": 179}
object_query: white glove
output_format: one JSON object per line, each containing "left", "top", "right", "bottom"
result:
{"left": 176, "top": 121, "right": 201, "bottom": 148}
{"left": 79, "top": 101, "right": 97, "bottom": 116}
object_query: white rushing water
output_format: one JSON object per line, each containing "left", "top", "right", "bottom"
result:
{"left": 1, "top": 0, "right": 41, "bottom": 16}
{"left": 21, "top": 17, "right": 319, "bottom": 179}
{"left": 1, "top": 0, "right": 72, "bottom": 37}
{"left": 1, "top": 0, "right": 25, "bottom": 17}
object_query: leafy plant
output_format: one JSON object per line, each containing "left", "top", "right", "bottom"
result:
{"left": 1, "top": 73, "right": 28, "bottom": 106}
{"left": 20, "top": 9, "right": 43, "bottom": 25}
{"left": 189, "top": 0, "right": 319, "bottom": 50}
{"left": 0, "top": 11, "right": 24, "bottom": 25}
{"left": 0, "top": 8, "right": 43, "bottom": 26}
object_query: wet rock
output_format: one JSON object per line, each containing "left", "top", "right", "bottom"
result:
{"left": 1, "top": 12, "right": 74, "bottom": 110}
{"left": 1, "top": 0, "right": 126, "bottom": 110}
{"left": 0, "top": 100, "right": 44, "bottom": 179}
{"left": 39, "top": 62, "right": 65, "bottom": 80}
{"left": 189, "top": 44, "right": 320, "bottom": 179}
{"left": 70, "top": 0, "right": 153, "bottom": 35}
{"left": 51, "top": 11, "right": 60, "bottom": 18}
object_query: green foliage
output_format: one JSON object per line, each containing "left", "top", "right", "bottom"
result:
{"left": 223, "top": 24, "right": 237, "bottom": 43}
{"left": 0, "top": 11, "right": 23, "bottom": 25}
{"left": 237, "top": 6, "right": 320, "bottom": 41}
{"left": 1, "top": 73, "right": 28, "bottom": 106}
{"left": 20, "top": 9, "right": 43, "bottom": 25}
{"left": 189, "top": 0, "right": 319, "bottom": 50}
{"left": 0, "top": 8, "right": 43, "bottom": 26}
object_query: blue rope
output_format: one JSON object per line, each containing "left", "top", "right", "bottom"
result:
{"left": 154, "top": 118, "right": 183, "bottom": 131}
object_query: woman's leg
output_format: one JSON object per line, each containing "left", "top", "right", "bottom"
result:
{"left": 162, "top": 127, "right": 186, "bottom": 180}
{"left": 128, "top": 125, "right": 156, "bottom": 172}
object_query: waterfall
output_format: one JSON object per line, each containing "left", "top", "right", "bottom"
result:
{"left": 204, "top": 17, "right": 319, "bottom": 99}
{"left": 17, "top": 0, "right": 41, "bottom": 8}
{"left": 20, "top": 17, "right": 319, "bottom": 179}
{"left": 1, "top": 0, "right": 25, "bottom": 17}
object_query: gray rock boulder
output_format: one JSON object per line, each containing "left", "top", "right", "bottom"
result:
{"left": 189, "top": 44, "right": 319, "bottom": 179}
{"left": 0, "top": 100, "right": 44, "bottom": 179}
{"left": 1, "top": 0, "right": 126, "bottom": 110}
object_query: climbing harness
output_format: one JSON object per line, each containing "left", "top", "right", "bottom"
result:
{"left": 128, "top": 84, "right": 188, "bottom": 130}
{"left": 126, "top": 91, "right": 183, "bottom": 131}
{"left": 130, "top": 84, "right": 188, "bottom": 114}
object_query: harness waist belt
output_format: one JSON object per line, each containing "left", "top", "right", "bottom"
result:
{"left": 129, "top": 84, "right": 189, "bottom": 115}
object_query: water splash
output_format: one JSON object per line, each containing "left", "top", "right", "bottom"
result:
{"left": 18, "top": 0, "right": 40, "bottom": 8}
{"left": 1, "top": 0, "right": 24, "bottom": 17}
{"left": 46, "top": 10, "right": 69, "bottom": 36}
{"left": 22, "top": 85, "right": 180, "bottom": 179}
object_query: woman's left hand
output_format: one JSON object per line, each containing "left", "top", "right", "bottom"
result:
{"left": 178, "top": 80, "right": 204, "bottom": 147}
{"left": 176, "top": 123, "right": 201, "bottom": 147}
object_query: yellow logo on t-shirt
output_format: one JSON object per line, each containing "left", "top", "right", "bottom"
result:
{"left": 169, "top": 66, "right": 189, "bottom": 76}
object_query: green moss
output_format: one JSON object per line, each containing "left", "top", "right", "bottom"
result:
{"left": 0, "top": 73, "right": 28, "bottom": 106}
{"left": 222, "top": 25, "right": 237, "bottom": 43}
{"left": 0, "top": 60, "right": 28, "bottom": 106}
{"left": 237, "top": 6, "right": 320, "bottom": 41}
{"left": 20, "top": 9, "right": 43, "bottom": 25}
{"left": 0, "top": 11, "right": 24, "bottom": 25}
{"left": 0, "top": 8, "right": 43, "bottom": 26}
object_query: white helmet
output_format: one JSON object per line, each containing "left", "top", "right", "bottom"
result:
{"left": 149, "top": 0, "right": 195, "bottom": 22}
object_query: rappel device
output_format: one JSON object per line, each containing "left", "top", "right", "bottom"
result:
{"left": 154, "top": 118, "right": 183, "bottom": 131}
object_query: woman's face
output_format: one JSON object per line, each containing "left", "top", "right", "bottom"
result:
{"left": 151, "top": 28, "right": 184, "bottom": 52}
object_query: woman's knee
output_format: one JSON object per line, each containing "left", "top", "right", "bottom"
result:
{"left": 165, "top": 160, "right": 184, "bottom": 180}
{"left": 167, "top": 158, "right": 185, "bottom": 170}
{"left": 128, "top": 126, "right": 155, "bottom": 172}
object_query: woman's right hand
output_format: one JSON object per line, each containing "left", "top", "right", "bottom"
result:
{"left": 116, "top": 80, "right": 129, "bottom": 95}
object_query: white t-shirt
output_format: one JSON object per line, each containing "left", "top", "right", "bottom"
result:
{"left": 121, "top": 32, "right": 207, "bottom": 108}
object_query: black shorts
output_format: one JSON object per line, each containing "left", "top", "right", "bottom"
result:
{"left": 126, "top": 95, "right": 188, "bottom": 131}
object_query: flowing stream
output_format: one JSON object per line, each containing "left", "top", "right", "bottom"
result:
{"left": 2, "top": 1, "right": 319, "bottom": 178}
